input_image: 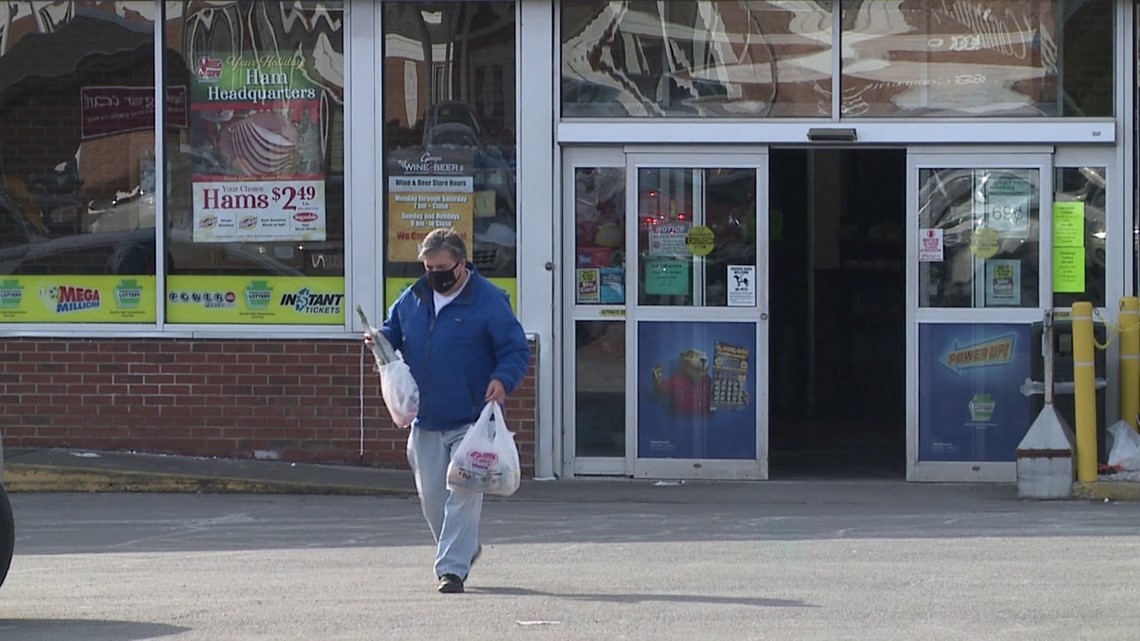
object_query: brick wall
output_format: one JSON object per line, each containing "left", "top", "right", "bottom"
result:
{"left": 0, "top": 337, "right": 538, "bottom": 474}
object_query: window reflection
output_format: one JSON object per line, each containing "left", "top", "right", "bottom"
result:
{"left": 561, "top": 0, "right": 832, "bottom": 118}
{"left": 0, "top": 1, "right": 156, "bottom": 280}
{"left": 918, "top": 168, "right": 1040, "bottom": 308}
{"left": 382, "top": 1, "right": 517, "bottom": 297}
{"left": 841, "top": 0, "right": 1113, "bottom": 118}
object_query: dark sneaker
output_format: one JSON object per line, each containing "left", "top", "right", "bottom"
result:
{"left": 438, "top": 573, "right": 464, "bottom": 594}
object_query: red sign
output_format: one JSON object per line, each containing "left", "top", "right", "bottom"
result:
{"left": 80, "top": 86, "right": 189, "bottom": 139}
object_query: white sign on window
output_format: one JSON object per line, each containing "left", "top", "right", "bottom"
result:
{"left": 919, "top": 228, "right": 944, "bottom": 262}
{"left": 984, "top": 174, "right": 1031, "bottom": 239}
{"left": 727, "top": 265, "right": 756, "bottom": 307}
{"left": 648, "top": 223, "right": 690, "bottom": 256}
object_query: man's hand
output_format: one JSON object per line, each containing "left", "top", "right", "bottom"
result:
{"left": 485, "top": 379, "right": 506, "bottom": 403}
{"left": 363, "top": 332, "right": 374, "bottom": 348}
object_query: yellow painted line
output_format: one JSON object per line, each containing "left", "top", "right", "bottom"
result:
{"left": 3, "top": 464, "right": 414, "bottom": 496}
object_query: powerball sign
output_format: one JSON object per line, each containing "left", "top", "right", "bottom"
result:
{"left": 192, "top": 179, "right": 326, "bottom": 242}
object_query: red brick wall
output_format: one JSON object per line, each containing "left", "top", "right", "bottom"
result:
{"left": 0, "top": 337, "right": 538, "bottom": 474}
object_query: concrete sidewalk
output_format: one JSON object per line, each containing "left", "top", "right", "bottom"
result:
{"left": 2, "top": 446, "right": 1139, "bottom": 502}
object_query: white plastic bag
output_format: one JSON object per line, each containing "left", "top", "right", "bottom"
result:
{"left": 356, "top": 305, "right": 419, "bottom": 428}
{"left": 446, "top": 401, "right": 521, "bottom": 496}
{"left": 1107, "top": 420, "right": 1140, "bottom": 471}
{"left": 378, "top": 356, "right": 419, "bottom": 428}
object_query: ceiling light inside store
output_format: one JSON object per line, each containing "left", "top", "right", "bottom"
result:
{"left": 421, "top": 11, "right": 442, "bottom": 25}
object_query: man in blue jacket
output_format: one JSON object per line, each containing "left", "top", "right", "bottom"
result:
{"left": 368, "top": 227, "right": 530, "bottom": 594}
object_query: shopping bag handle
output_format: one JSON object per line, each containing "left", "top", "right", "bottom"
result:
{"left": 477, "top": 401, "right": 505, "bottom": 437}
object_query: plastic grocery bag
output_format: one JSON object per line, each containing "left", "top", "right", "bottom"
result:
{"left": 1107, "top": 420, "right": 1140, "bottom": 471}
{"left": 356, "top": 305, "right": 419, "bottom": 428}
{"left": 446, "top": 401, "right": 521, "bottom": 496}
{"left": 378, "top": 356, "right": 419, "bottom": 428}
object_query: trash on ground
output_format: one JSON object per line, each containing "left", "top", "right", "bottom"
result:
{"left": 1106, "top": 420, "right": 1140, "bottom": 472}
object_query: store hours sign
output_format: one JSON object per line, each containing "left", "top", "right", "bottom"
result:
{"left": 190, "top": 53, "right": 326, "bottom": 242}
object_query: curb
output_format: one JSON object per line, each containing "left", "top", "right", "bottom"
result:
{"left": 1072, "top": 480, "right": 1140, "bottom": 501}
{"left": 2, "top": 464, "right": 417, "bottom": 496}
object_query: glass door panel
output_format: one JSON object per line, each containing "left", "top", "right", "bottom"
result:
{"left": 917, "top": 167, "right": 1041, "bottom": 308}
{"left": 1053, "top": 165, "right": 1107, "bottom": 309}
{"left": 575, "top": 320, "right": 625, "bottom": 457}
{"left": 637, "top": 167, "right": 759, "bottom": 307}
{"left": 574, "top": 166, "right": 626, "bottom": 305}
{"left": 628, "top": 152, "right": 768, "bottom": 480}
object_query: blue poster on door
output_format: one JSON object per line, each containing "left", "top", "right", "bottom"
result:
{"left": 918, "top": 323, "right": 1033, "bottom": 462}
{"left": 637, "top": 321, "right": 757, "bottom": 459}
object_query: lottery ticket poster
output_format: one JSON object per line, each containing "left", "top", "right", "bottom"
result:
{"left": 637, "top": 321, "right": 757, "bottom": 460}
{"left": 711, "top": 342, "right": 751, "bottom": 412}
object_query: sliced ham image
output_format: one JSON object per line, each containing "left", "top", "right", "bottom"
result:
{"left": 218, "top": 111, "right": 300, "bottom": 177}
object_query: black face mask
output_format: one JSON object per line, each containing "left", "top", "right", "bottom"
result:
{"left": 426, "top": 262, "right": 461, "bottom": 293}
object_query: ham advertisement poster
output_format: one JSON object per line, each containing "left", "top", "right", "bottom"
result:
{"left": 189, "top": 53, "right": 326, "bottom": 243}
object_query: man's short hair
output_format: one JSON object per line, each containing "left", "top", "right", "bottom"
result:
{"left": 417, "top": 228, "right": 468, "bottom": 262}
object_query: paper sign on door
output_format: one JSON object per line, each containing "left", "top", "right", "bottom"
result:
{"left": 919, "top": 229, "right": 943, "bottom": 262}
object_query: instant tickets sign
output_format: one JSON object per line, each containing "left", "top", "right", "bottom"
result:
{"left": 166, "top": 276, "right": 344, "bottom": 324}
{"left": 0, "top": 276, "right": 155, "bottom": 323}
{"left": 190, "top": 53, "right": 326, "bottom": 243}
{"left": 387, "top": 174, "right": 474, "bottom": 262}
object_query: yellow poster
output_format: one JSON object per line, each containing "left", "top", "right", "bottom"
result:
{"left": 383, "top": 277, "right": 518, "bottom": 317}
{"left": 1052, "top": 202, "right": 1086, "bottom": 294}
{"left": 1052, "top": 247, "right": 1085, "bottom": 293}
{"left": 0, "top": 275, "right": 156, "bottom": 323}
{"left": 685, "top": 226, "right": 715, "bottom": 256}
{"left": 166, "top": 276, "right": 344, "bottom": 324}
{"left": 970, "top": 226, "right": 1000, "bottom": 259}
{"left": 387, "top": 175, "right": 474, "bottom": 262}
{"left": 1052, "top": 202, "right": 1085, "bottom": 248}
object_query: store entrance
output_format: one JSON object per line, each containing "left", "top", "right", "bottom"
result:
{"left": 768, "top": 149, "right": 907, "bottom": 479}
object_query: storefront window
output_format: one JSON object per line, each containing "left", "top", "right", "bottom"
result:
{"left": 0, "top": 1, "right": 157, "bottom": 323}
{"left": 382, "top": 1, "right": 517, "bottom": 311}
{"left": 1053, "top": 167, "right": 1106, "bottom": 308}
{"left": 561, "top": 0, "right": 832, "bottom": 118}
{"left": 164, "top": 1, "right": 345, "bottom": 325}
{"left": 841, "top": 0, "right": 1113, "bottom": 118}
{"left": 918, "top": 168, "right": 1041, "bottom": 309}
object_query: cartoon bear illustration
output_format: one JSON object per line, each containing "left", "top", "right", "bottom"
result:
{"left": 652, "top": 349, "right": 712, "bottom": 415}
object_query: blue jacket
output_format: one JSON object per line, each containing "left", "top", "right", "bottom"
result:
{"left": 380, "top": 264, "right": 531, "bottom": 431}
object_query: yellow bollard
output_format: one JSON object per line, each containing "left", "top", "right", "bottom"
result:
{"left": 1121, "top": 297, "right": 1140, "bottom": 432}
{"left": 1071, "top": 302, "right": 1098, "bottom": 482}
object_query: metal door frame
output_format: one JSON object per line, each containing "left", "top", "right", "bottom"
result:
{"left": 907, "top": 149, "right": 1055, "bottom": 482}
{"left": 560, "top": 146, "right": 769, "bottom": 479}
